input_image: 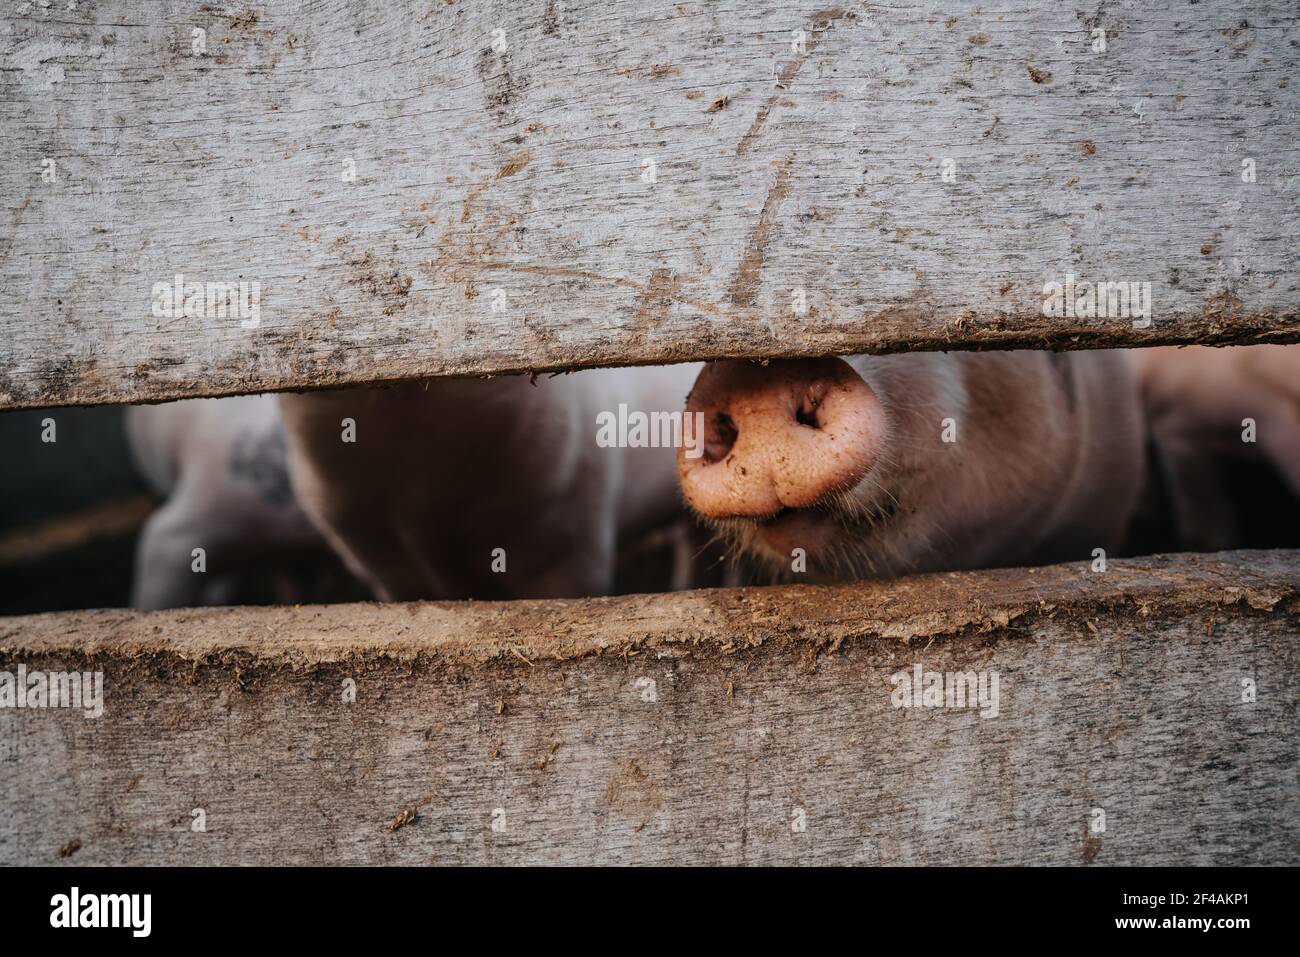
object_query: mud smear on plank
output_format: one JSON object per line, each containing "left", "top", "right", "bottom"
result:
{"left": 330, "top": 239, "right": 413, "bottom": 316}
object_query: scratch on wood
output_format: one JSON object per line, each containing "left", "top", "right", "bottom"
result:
{"left": 450, "top": 260, "right": 733, "bottom": 319}
{"left": 632, "top": 267, "right": 682, "bottom": 325}
{"left": 729, "top": 157, "right": 793, "bottom": 308}
{"left": 1083, "top": 833, "right": 1103, "bottom": 864}
{"left": 604, "top": 758, "right": 664, "bottom": 823}
{"left": 496, "top": 148, "right": 531, "bottom": 179}
{"left": 2, "top": 194, "right": 30, "bottom": 264}
{"left": 331, "top": 239, "right": 413, "bottom": 315}
{"left": 736, "top": 8, "right": 849, "bottom": 155}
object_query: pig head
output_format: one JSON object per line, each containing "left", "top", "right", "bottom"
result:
{"left": 677, "top": 350, "right": 1147, "bottom": 580}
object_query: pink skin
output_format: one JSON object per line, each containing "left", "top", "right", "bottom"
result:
{"left": 128, "top": 366, "right": 703, "bottom": 607}
{"left": 1132, "top": 344, "right": 1300, "bottom": 550}
{"left": 678, "top": 351, "right": 1147, "bottom": 580}
{"left": 277, "top": 365, "right": 701, "bottom": 601}
{"left": 679, "top": 358, "right": 886, "bottom": 518}
{"left": 126, "top": 395, "right": 338, "bottom": 609}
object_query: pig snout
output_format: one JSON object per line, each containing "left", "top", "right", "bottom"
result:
{"left": 677, "top": 357, "right": 885, "bottom": 519}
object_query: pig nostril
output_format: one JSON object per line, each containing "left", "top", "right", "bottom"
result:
{"left": 796, "top": 392, "right": 822, "bottom": 429}
{"left": 705, "top": 412, "right": 738, "bottom": 463}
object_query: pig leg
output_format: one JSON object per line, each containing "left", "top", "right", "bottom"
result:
{"left": 132, "top": 494, "right": 209, "bottom": 609}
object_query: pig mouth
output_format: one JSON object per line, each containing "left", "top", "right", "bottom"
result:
{"left": 700, "top": 482, "right": 906, "bottom": 579}
{"left": 708, "top": 501, "right": 847, "bottom": 563}
{"left": 753, "top": 507, "right": 831, "bottom": 553}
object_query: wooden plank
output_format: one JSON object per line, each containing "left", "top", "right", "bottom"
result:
{"left": 1, "top": 549, "right": 1296, "bottom": 865}
{"left": 1, "top": 0, "right": 1297, "bottom": 410}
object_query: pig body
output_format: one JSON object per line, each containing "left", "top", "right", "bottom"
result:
{"left": 128, "top": 366, "right": 704, "bottom": 606}
{"left": 277, "top": 365, "right": 703, "bottom": 601}
{"left": 678, "top": 350, "right": 1146, "bottom": 580}
{"left": 125, "top": 395, "right": 340, "bottom": 608}
{"left": 1132, "top": 344, "right": 1300, "bottom": 551}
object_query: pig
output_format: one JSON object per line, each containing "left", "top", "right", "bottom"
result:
{"left": 125, "top": 394, "right": 347, "bottom": 609}
{"left": 1130, "top": 344, "right": 1300, "bottom": 551}
{"left": 276, "top": 365, "right": 703, "bottom": 601}
{"left": 128, "top": 365, "right": 704, "bottom": 607}
{"left": 676, "top": 351, "right": 1147, "bottom": 581}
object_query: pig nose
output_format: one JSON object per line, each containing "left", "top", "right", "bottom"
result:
{"left": 678, "top": 357, "right": 885, "bottom": 519}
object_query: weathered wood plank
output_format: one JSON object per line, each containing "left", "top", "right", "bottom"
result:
{"left": 1, "top": 550, "right": 1296, "bottom": 864}
{"left": 1, "top": 1, "right": 1297, "bottom": 409}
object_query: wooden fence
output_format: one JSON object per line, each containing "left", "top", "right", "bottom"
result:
{"left": 0, "top": 0, "right": 1297, "bottom": 864}
{"left": 2, "top": 551, "right": 1296, "bottom": 865}
{"left": 1, "top": 0, "right": 1297, "bottom": 409}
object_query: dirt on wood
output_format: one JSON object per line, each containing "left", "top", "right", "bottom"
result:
{"left": 1, "top": 551, "right": 1295, "bottom": 690}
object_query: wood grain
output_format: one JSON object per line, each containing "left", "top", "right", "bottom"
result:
{"left": 2, "top": 549, "right": 1296, "bottom": 864}
{"left": 1, "top": 1, "right": 1297, "bottom": 409}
